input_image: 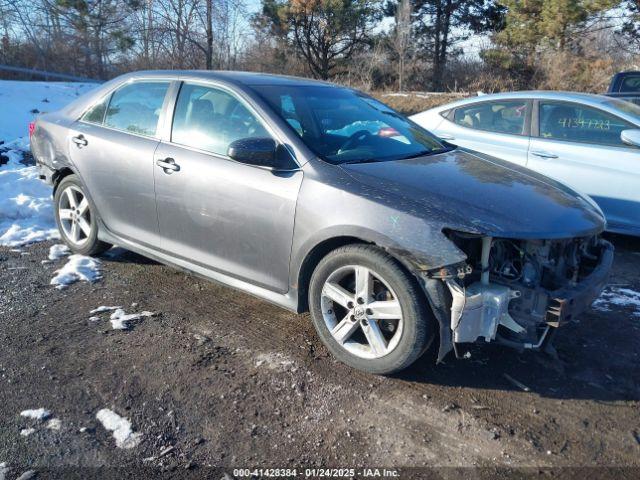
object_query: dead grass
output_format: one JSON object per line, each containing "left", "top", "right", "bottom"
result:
{"left": 371, "top": 92, "right": 469, "bottom": 115}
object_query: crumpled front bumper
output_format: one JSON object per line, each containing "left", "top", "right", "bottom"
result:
{"left": 543, "top": 239, "right": 614, "bottom": 328}
{"left": 422, "top": 239, "right": 614, "bottom": 361}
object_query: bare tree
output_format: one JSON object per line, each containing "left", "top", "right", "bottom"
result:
{"left": 392, "top": 0, "right": 412, "bottom": 91}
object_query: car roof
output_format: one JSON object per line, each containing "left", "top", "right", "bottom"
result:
{"left": 433, "top": 90, "right": 612, "bottom": 108}
{"left": 118, "top": 69, "right": 335, "bottom": 88}
{"left": 426, "top": 90, "right": 640, "bottom": 124}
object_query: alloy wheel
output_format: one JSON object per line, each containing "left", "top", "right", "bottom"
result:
{"left": 320, "top": 265, "right": 404, "bottom": 359}
{"left": 58, "top": 185, "right": 92, "bottom": 246}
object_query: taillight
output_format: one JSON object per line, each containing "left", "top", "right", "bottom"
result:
{"left": 28, "top": 121, "right": 36, "bottom": 139}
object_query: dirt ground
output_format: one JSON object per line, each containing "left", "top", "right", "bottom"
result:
{"left": 1, "top": 235, "right": 639, "bottom": 479}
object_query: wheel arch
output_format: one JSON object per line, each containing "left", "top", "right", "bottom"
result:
{"left": 52, "top": 167, "right": 77, "bottom": 195}
{"left": 295, "top": 234, "right": 429, "bottom": 314}
{"left": 296, "top": 236, "right": 369, "bottom": 313}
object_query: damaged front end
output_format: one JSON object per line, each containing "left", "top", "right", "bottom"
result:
{"left": 422, "top": 232, "right": 614, "bottom": 362}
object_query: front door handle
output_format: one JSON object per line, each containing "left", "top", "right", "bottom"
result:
{"left": 439, "top": 133, "right": 455, "bottom": 140}
{"left": 72, "top": 135, "right": 88, "bottom": 148}
{"left": 530, "top": 150, "right": 558, "bottom": 159}
{"left": 156, "top": 157, "right": 180, "bottom": 173}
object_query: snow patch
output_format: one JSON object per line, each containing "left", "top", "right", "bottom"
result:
{"left": 50, "top": 255, "right": 102, "bottom": 289}
{"left": 19, "top": 428, "right": 35, "bottom": 437}
{"left": 45, "top": 418, "right": 62, "bottom": 431}
{"left": 20, "top": 408, "right": 51, "bottom": 421}
{"left": 48, "top": 244, "right": 70, "bottom": 260}
{"left": 89, "top": 305, "right": 122, "bottom": 314}
{"left": 255, "top": 352, "right": 296, "bottom": 371}
{"left": 0, "top": 81, "right": 96, "bottom": 247}
{"left": 96, "top": 408, "right": 143, "bottom": 449}
{"left": 109, "top": 308, "right": 154, "bottom": 330}
{"left": 0, "top": 462, "right": 8, "bottom": 480}
{"left": 0, "top": 81, "right": 95, "bottom": 141}
{"left": 0, "top": 146, "right": 60, "bottom": 247}
{"left": 15, "top": 470, "right": 37, "bottom": 480}
{"left": 592, "top": 286, "right": 640, "bottom": 317}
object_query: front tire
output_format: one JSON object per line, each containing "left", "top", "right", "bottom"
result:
{"left": 54, "top": 175, "right": 111, "bottom": 256}
{"left": 309, "top": 244, "right": 434, "bottom": 375}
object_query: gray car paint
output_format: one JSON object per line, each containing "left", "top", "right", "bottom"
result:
{"left": 31, "top": 71, "right": 606, "bottom": 313}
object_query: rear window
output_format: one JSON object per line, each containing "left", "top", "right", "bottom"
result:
{"left": 621, "top": 75, "right": 640, "bottom": 93}
{"left": 452, "top": 100, "right": 528, "bottom": 135}
{"left": 81, "top": 96, "right": 109, "bottom": 125}
{"left": 104, "top": 81, "right": 170, "bottom": 137}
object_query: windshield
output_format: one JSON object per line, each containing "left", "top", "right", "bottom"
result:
{"left": 252, "top": 85, "right": 447, "bottom": 164}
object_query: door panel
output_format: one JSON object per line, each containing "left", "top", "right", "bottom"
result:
{"left": 527, "top": 137, "right": 640, "bottom": 233}
{"left": 67, "top": 80, "right": 171, "bottom": 246}
{"left": 437, "top": 120, "right": 531, "bottom": 166}
{"left": 528, "top": 100, "right": 640, "bottom": 234}
{"left": 153, "top": 143, "right": 302, "bottom": 292}
{"left": 154, "top": 82, "right": 302, "bottom": 292}
{"left": 68, "top": 122, "right": 162, "bottom": 246}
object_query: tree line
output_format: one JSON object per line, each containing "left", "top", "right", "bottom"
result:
{"left": 0, "top": 0, "right": 638, "bottom": 92}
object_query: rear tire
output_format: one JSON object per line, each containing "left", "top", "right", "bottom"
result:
{"left": 54, "top": 174, "right": 111, "bottom": 256}
{"left": 309, "top": 244, "right": 434, "bottom": 375}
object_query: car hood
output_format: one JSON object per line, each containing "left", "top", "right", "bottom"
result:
{"left": 339, "top": 148, "right": 605, "bottom": 239}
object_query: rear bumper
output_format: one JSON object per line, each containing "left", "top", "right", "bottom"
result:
{"left": 544, "top": 239, "right": 614, "bottom": 327}
{"left": 35, "top": 159, "right": 56, "bottom": 185}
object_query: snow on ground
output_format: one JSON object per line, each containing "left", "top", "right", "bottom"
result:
{"left": 0, "top": 81, "right": 96, "bottom": 247}
{"left": 20, "top": 408, "right": 51, "bottom": 421}
{"left": 89, "top": 305, "right": 122, "bottom": 314}
{"left": 48, "top": 243, "right": 70, "bottom": 260}
{"left": 108, "top": 308, "right": 155, "bottom": 330}
{"left": 0, "top": 462, "right": 8, "bottom": 480}
{"left": 50, "top": 254, "right": 102, "bottom": 289}
{"left": 0, "top": 148, "right": 59, "bottom": 246}
{"left": 592, "top": 286, "right": 640, "bottom": 317}
{"left": 96, "top": 408, "right": 143, "bottom": 449}
{"left": 19, "top": 428, "right": 35, "bottom": 437}
{"left": 87, "top": 305, "right": 155, "bottom": 329}
{"left": 0, "top": 81, "right": 95, "bottom": 142}
{"left": 45, "top": 418, "right": 62, "bottom": 431}
{"left": 255, "top": 352, "right": 296, "bottom": 371}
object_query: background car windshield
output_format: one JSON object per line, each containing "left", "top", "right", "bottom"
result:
{"left": 253, "top": 85, "right": 445, "bottom": 164}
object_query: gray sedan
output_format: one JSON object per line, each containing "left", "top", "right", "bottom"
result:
{"left": 411, "top": 91, "right": 640, "bottom": 236}
{"left": 31, "top": 72, "right": 612, "bottom": 374}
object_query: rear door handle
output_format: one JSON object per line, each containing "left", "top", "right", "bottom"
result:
{"left": 72, "top": 135, "right": 88, "bottom": 148}
{"left": 439, "top": 133, "right": 455, "bottom": 140}
{"left": 530, "top": 150, "right": 558, "bottom": 159}
{"left": 156, "top": 157, "right": 180, "bottom": 173}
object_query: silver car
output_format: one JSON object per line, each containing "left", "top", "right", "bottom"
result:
{"left": 31, "top": 72, "right": 613, "bottom": 374}
{"left": 411, "top": 91, "right": 640, "bottom": 236}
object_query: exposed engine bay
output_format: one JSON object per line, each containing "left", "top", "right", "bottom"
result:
{"left": 423, "top": 232, "right": 614, "bottom": 361}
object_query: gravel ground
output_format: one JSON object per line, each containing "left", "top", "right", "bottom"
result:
{"left": 1, "top": 236, "right": 639, "bottom": 479}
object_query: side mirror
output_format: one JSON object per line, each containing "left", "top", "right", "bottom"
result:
{"left": 620, "top": 129, "right": 640, "bottom": 147}
{"left": 227, "top": 137, "right": 276, "bottom": 166}
{"left": 227, "top": 137, "right": 298, "bottom": 170}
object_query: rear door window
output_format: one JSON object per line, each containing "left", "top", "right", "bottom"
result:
{"left": 104, "top": 81, "right": 170, "bottom": 137}
{"left": 81, "top": 96, "right": 110, "bottom": 125}
{"left": 171, "top": 83, "right": 270, "bottom": 156}
{"left": 452, "top": 100, "right": 528, "bottom": 135}
{"left": 539, "top": 101, "right": 633, "bottom": 147}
